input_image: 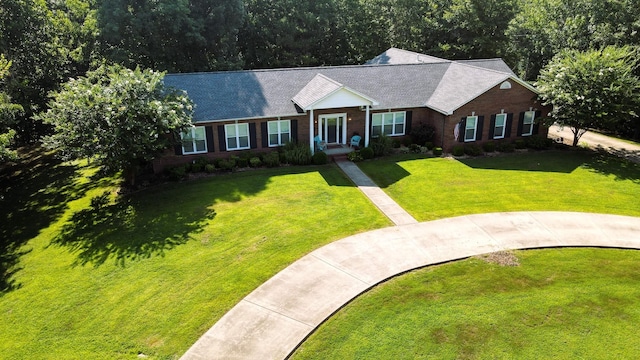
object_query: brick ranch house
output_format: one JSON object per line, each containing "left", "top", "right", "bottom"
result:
{"left": 155, "top": 48, "right": 549, "bottom": 171}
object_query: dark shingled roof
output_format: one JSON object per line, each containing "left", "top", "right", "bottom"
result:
{"left": 163, "top": 48, "right": 531, "bottom": 122}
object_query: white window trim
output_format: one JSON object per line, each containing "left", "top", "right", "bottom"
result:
{"left": 267, "top": 119, "right": 291, "bottom": 147}
{"left": 225, "top": 123, "right": 251, "bottom": 151}
{"left": 181, "top": 126, "right": 208, "bottom": 155}
{"left": 372, "top": 111, "right": 406, "bottom": 137}
{"left": 522, "top": 111, "right": 535, "bottom": 136}
{"left": 493, "top": 113, "right": 507, "bottom": 139}
{"left": 464, "top": 115, "right": 478, "bottom": 142}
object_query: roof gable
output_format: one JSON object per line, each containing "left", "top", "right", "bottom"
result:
{"left": 292, "top": 73, "right": 379, "bottom": 110}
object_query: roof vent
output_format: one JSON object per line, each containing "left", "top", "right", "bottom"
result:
{"left": 500, "top": 81, "right": 512, "bottom": 90}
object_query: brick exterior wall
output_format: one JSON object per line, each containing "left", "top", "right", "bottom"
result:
{"left": 153, "top": 80, "right": 549, "bottom": 172}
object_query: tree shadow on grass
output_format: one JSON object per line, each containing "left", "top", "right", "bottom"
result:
{"left": 458, "top": 151, "right": 588, "bottom": 173}
{"left": 0, "top": 146, "right": 95, "bottom": 293}
{"left": 50, "top": 190, "right": 216, "bottom": 267}
{"left": 583, "top": 149, "right": 640, "bottom": 184}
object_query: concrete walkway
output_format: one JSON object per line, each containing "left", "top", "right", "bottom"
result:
{"left": 335, "top": 160, "right": 418, "bottom": 226}
{"left": 180, "top": 212, "right": 640, "bottom": 360}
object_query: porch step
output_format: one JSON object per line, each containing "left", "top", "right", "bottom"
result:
{"left": 331, "top": 154, "right": 349, "bottom": 163}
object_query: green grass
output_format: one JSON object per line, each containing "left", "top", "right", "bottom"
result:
{"left": 292, "top": 248, "right": 640, "bottom": 359}
{"left": 357, "top": 151, "right": 640, "bottom": 220}
{"left": 0, "top": 148, "right": 390, "bottom": 359}
{"left": 2, "top": 148, "right": 640, "bottom": 359}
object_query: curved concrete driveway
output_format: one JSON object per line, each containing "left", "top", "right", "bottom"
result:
{"left": 181, "top": 211, "right": 640, "bottom": 360}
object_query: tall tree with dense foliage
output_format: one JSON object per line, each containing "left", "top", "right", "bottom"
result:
{"left": 536, "top": 46, "right": 640, "bottom": 146}
{"left": 0, "top": 56, "right": 23, "bottom": 162}
{"left": 507, "top": 0, "right": 640, "bottom": 80}
{"left": 97, "top": 0, "right": 244, "bottom": 72}
{"left": 38, "top": 65, "right": 193, "bottom": 185}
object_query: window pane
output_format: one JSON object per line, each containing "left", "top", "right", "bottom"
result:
{"left": 372, "top": 126, "right": 381, "bottom": 137}
{"left": 239, "top": 136, "right": 249, "bottom": 148}
{"left": 268, "top": 121, "right": 278, "bottom": 133}
{"left": 372, "top": 114, "right": 382, "bottom": 126}
{"left": 281, "top": 133, "right": 290, "bottom": 144}
{"left": 523, "top": 124, "right": 532, "bottom": 135}
{"left": 195, "top": 140, "right": 206, "bottom": 152}
{"left": 182, "top": 142, "right": 194, "bottom": 153}
{"left": 394, "top": 123, "right": 404, "bottom": 134}
{"left": 394, "top": 112, "right": 405, "bottom": 124}
{"left": 238, "top": 124, "right": 249, "bottom": 136}
{"left": 280, "top": 121, "right": 289, "bottom": 132}
{"left": 465, "top": 129, "right": 475, "bottom": 140}
{"left": 524, "top": 111, "right": 535, "bottom": 124}
{"left": 466, "top": 117, "right": 476, "bottom": 129}
{"left": 181, "top": 130, "right": 193, "bottom": 141}
{"left": 383, "top": 124, "right": 393, "bottom": 135}
{"left": 269, "top": 134, "right": 279, "bottom": 146}
{"left": 193, "top": 127, "right": 205, "bottom": 140}
{"left": 226, "top": 124, "right": 236, "bottom": 137}
{"left": 227, "top": 137, "right": 237, "bottom": 149}
{"left": 495, "top": 115, "right": 506, "bottom": 127}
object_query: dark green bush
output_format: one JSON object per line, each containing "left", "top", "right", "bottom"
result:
{"left": 424, "top": 141, "right": 434, "bottom": 150}
{"left": 312, "top": 151, "right": 328, "bottom": 165}
{"left": 464, "top": 144, "right": 483, "bottom": 156}
{"left": 371, "top": 134, "right": 393, "bottom": 156}
{"left": 433, "top": 147, "right": 443, "bottom": 156}
{"left": 283, "top": 141, "right": 312, "bottom": 165}
{"left": 360, "top": 147, "right": 374, "bottom": 159}
{"left": 168, "top": 165, "right": 187, "bottom": 180}
{"left": 204, "top": 164, "right": 215, "bottom": 173}
{"left": 392, "top": 139, "right": 401, "bottom": 148}
{"left": 496, "top": 141, "right": 515, "bottom": 153}
{"left": 190, "top": 162, "right": 203, "bottom": 173}
{"left": 263, "top": 151, "right": 280, "bottom": 167}
{"left": 408, "top": 143, "right": 421, "bottom": 153}
{"left": 410, "top": 123, "right": 436, "bottom": 145}
{"left": 218, "top": 158, "right": 236, "bottom": 171}
{"left": 515, "top": 139, "right": 527, "bottom": 149}
{"left": 452, "top": 145, "right": 465, "bottom": 156}
{"left": 482, "top": 141, "right": 496, "bottom": 153}
{"left": 526, "top": 135, "right": 553, "bottom": 150}
{"left": 249, "top": 157, "right": 262, "bottom": 167}
{"left": 347, "top": 151, "right": 363, "bottom": 162}
{"left": 236, "top": 157, "right": 249, "bottom": 168}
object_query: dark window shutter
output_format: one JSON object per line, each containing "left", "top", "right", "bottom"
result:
{"left": 517, "top": 112, "right": 525, "bottom": 136}
{"left": 205, "top": 126, "right": 214, "bottom": 153}
{"left": 218, "top": 125, "right": 226, "bottom": 151}
{"left": 533, "top": 110, "right": 542, "bottom": 135}
{"left": 174, "top": 132, "right": 183, "bottom": 155}
{"left": 261, "top": 122, "right": 268, "bottom": 147}
{"left": 250, "top": 123, "right": 258, "bottom": 149}
{"left": 505, "top": 113, "right": 513, "bottom": 138}
{"left": 405, "top": 111, "right": 412, "bottom": 134}
{"left": 291, "top": 119, "right": 298, "bottom": 142}
{"left": 476, "top": 116, "right": 484, "bottom": 141}
{"left": 488, "top": 115, "right": 496, "bottom": 139}
{"left": 459, "top": 117, "right": 466, "bottom": 142}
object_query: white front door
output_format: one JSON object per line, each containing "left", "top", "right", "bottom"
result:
{"left": 318, "top": 113, "right": 347, "bottom": 145}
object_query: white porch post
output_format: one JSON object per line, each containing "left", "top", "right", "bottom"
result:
{"left": 364, "top": 105, "right": 370, "bottom": 147}
{"left": 342, "top": 115, "right": 347, "bottom": 145}
{"left": 309, "top": 108, "right": 315, "bottom": 155}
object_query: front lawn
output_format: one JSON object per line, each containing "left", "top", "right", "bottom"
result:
{"left": 292, "top": 248, "right": 640, "bottom": 359}
{"left": 0, "top": 150, "right": 390, "bottom": 359}
{"left": 357, "top": 151, "right": 640, "bottom": 220}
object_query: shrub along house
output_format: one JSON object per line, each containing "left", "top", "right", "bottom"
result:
{"left": 155, "top": 48, "right": 548, "bottom": 171}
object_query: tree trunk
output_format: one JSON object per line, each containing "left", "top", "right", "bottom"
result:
{"left": 123, "top": 166, "right": 137, "bottom": 187}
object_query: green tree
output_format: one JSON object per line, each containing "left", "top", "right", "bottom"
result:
{"left": 0, "top": 56, "right": 23, "bottom": 162}
{"left": 507, "top": 0, "right": 640, "bottom": 80}
{"left": 96, "top": 0, "right": 244, "bottom": 72}
{"left": 38, "top": 65, "right": 193, "bottom": 185}
{"left": 536, "top": 46, "right": 640, "bottom": 146}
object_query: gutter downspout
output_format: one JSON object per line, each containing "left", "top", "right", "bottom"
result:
{"left": 441, "top": 115, "right": 446, "bottom": 149}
